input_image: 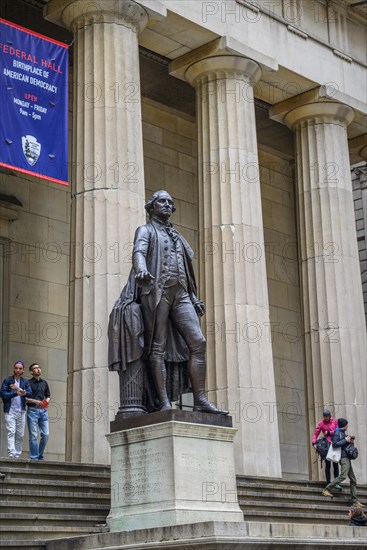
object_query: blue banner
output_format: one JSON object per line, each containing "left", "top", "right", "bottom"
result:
{"left": 0, "top": 19, "right": 68, "bottom": 185}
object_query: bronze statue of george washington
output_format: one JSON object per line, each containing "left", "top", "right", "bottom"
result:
{"left": 108, "top": 190, "right": 227, "bottom": 417}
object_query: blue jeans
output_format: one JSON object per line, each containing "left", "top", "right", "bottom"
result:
{"left": 27, "top": 407, "right": 49, "bottom": 460}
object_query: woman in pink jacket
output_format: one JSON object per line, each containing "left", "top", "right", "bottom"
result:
{"left": 312, "top": 409, "right": 340, "bottom": 487}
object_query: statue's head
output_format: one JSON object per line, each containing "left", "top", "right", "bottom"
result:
{"left": 145, "top": 190, "right": 176, "bottom": 219}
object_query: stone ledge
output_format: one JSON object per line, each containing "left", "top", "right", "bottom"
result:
{"left": 43, "top": 521, "right": 367, "bottom": 549}
{"left": 110, "top": 408, "right": 232, "bottom": 432}
{"left": 170, "top": 36, "right": 277, "bottom": 82}
{"left": 0, "top": 458, "right": 110, "bottom": 470}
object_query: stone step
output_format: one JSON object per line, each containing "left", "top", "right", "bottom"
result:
{"left": 0, "top": 460, "right": 111, "bottom": 546}
{"left": 238, "top": 489, "right": 367, "bottom": 500}
{"left": 0, "top": 500, "right": 110, "bottom": 515}
{"left": 237, "top": 477, "right": 367, "bottom": 501}
{"left": 0, "top": 525, "right": 108, "bottom": 543}
{"left": 239, "top": 496, "right": 354, "bottom": 513}
{"left": 0, "top": 483, "right": 110, "bottom": 497}
{"left": 0, "top": 542, "right": 44, "bottom": 550}
{"left": 0, "top": 512, "right": 107, "bottom": 528}
{"left": 0, "top": 477, "right": 110, "bottom": 493}
{"left": 237, "top": 476, "right": 367, "bottom": 493}
{"left": 1, "top": 463, "right": 365, "bottom": 548}
{"left": 0, "top": 463, "right": 110, "bottom": 483}
{"left": 0, "top": 487, "right": 110, "bottom": 504}
{"left": 238, "top": 488, "right": 363, "bottom": 507}
{"left": 241, "top": 508, "right": 351, "bottom": 524}
{"left": 236, "top": 476, "right": 367, "bottom": 524}
{"left": 0, "top": 458, "right": 110, "bottom": 475}
{"left": 0, "top": 468, "right": 110, "bottom": 484}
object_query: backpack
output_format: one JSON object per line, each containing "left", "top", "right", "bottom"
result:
{"left": 315, "top": 437, "right": 329, "bottom": 460}
{"left": 345, "top": 443, "right": 358, "bottom": 460}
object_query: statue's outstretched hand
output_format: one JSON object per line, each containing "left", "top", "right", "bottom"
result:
{"left": 135, "top": 270, "right": 155, "bottom": 285}
{"left": 193, "top": 299, "right": 205, "bottom": 317}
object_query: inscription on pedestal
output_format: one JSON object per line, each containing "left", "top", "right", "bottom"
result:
{"left": 111, "top": 442, "right": 174, "bottom": 507}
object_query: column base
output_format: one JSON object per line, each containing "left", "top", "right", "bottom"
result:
{"left": 114, "top": 406, "right": 148, "bottom": 421}
{"left": 106, "top": 410, "right": 242, "bottom": 532}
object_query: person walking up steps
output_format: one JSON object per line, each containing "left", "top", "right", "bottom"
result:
{"left": 322, "top": 418, "right": 364, "bottom": 507}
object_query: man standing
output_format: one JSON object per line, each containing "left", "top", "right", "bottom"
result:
{"left": 26, "top": 364, "right": 51, "bottom": 461}
{"left": 323, "top": 418, "right": 364, "bottom": 507}
{"left": 312, "top": 409, "right": 340, "bottom": 486}
{"left": 109, "top": 190, "right": 227, "bottom": 414}
{"left": 0, "top": 361, "right": 31, "bottom": 458}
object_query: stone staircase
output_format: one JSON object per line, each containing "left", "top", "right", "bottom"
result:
{"left": 1, "top": 459, "right": 366, "bottom": 549}
{"left": 237, "top": 475, "right": 367, "bottom": 525}
{"left": 0, "top": 458, "right": 110, "bottom": 549}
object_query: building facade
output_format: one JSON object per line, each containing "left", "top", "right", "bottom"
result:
{"left": 0, "top": 0, "right": 366, "bottom": 483}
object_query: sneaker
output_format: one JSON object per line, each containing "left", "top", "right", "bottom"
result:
{"left": 335, "top": 484, "right": 342, "bottom": 490}
{"left": 322, "top": 489, "right": 333, "bottom": 498}
{"left": 353, "top": 501, "right": 365, "bottom": 508}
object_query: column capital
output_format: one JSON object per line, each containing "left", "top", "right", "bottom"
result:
{"left": 185, "top": 55, "right": 261, "bottom": 87}
{"left": 170, "top": 36, "right": 277, "bottom": 84}
{"left": 284, "top": 102, "right": 354, "bottom": 129}
{"left": 45, "top": 0, "right": 149, "bottom": 33}
{"left": 270, "top": 85, "right": 355, "bottom": 128}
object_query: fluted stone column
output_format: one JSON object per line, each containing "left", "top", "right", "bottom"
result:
{"left": 184, "top": 56, "right": 282, "bottom": 477}
{"left": 284, "top": 102, "right": 367, "bottom": 482}
{"left": 46, "top": 0, "right": 149, "bottom": 462}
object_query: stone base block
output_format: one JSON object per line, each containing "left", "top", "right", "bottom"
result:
{"left": 44, "top": 521, "right": 367, "bottom": 550}
{"left": 106, "top": 412, "right": 243, "bottom": 531}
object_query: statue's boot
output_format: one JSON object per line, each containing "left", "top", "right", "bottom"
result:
{"left": 189, "top": 359, "right": 228, "bottom": 415}
{"left": 149, "top": 353, "right": 171, "bottom": 411}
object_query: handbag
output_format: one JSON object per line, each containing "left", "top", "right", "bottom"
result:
{"left": 345, "top": 443, "right": 358, "bottom": 460}
{"left": 315, "top": 437, "right": 329, "bottom": 460}
{"left": 326, "top": 444, "right": 341, "bottom": 463}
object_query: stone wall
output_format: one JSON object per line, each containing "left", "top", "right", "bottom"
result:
{"left": 352, "top": 163, "right": 367, "bottom": 325}
{"left": 142, "top": 98, "right": 199, "bottom": 275}
{"left": 0, "top": 169, "right": 70, "bottom": 461}
{"left": 259, "top": 149, "right": 307, "bottom": 479}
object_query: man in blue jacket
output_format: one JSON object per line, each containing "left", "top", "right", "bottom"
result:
{"left": 0, "top": 361, "right": 31, "bottom": 458}
{"left": 322, "top": 418, "right": 364, "bottom": 507}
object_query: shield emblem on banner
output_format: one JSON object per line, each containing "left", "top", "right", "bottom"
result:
{"left": 22, "top": 135, "right": 41, "bottom": 166}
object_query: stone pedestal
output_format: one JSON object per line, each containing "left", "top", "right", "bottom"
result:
{"left": 106, "top": 411, "right": 243, "bottom": 531}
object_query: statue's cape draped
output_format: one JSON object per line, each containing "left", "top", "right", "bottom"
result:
{"left": 108, "top": 269, "right": 144, "bottom": 372}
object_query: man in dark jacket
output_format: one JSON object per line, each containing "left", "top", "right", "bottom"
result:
{"left": 0, "top": 361, "right": 31, "bottom": 458}
{"left": 322, "top": 418, "right": 364, "bottom": 506}
{"left": 109, "top": 190, "right": 227, "bottom": 414}
{"left": 26, "top": 364, "right": 51, "bottom": 461}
